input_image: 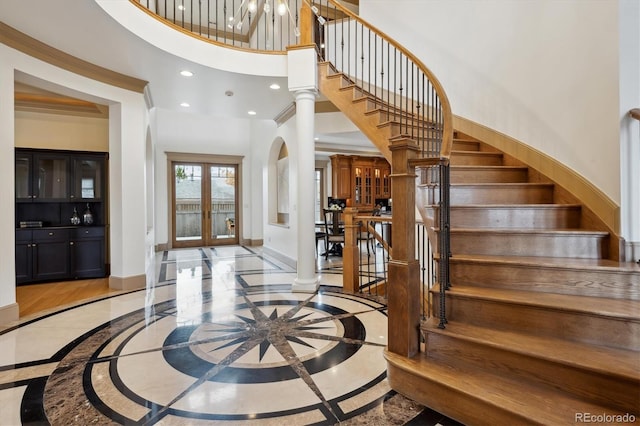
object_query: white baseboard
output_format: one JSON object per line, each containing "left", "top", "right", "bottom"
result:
{"left": 0, "top": 303, "right": 19, "bottom": 327}
{"left": 624, "top": 240, "right": 640, "bottom": 263}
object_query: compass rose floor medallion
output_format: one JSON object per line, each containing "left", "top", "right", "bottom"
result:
{"left": 0, "top": 246, "right": 415, "bottom": 425}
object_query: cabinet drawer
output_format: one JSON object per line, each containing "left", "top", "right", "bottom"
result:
{"left": 32, "top": 228, "right": 69, "bottom": 242}
{"left": 16, "top": 229, "right": 33, "bottom": 242}
{"left": 72, "top": 226, "right": 105, "bottom": 239}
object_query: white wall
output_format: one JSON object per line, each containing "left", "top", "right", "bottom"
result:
{"left": 262, "top": 118, "right": 299, "bottom": 261}
{"left": 0, "top": 48, "right": 17, "bottom": 316}
{"left": 153, "top": 108, "right": 265, "bottom": 246}
{"left": 619, "top": 0, "right": 640, "bottom": 260}
{"left": 362, "top": 0, "right": 622, "bottom": 204}
{"left": 0, "top": 43, "right": 150, "bottom": 319}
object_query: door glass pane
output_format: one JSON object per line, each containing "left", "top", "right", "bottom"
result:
{"left": 77, "top": 159, "right": 102, "bottom": 199}
{"left": 37, "top": 157, "right": 67, "bottom": 199}
{"left": 210, "top": 166, "right": 236, "bottom": 240}
{"left": 175, "top": 164, "right": 202, "bottom": 241}
{"left": 15, "top": 155, "right": 31, "bottom": 199}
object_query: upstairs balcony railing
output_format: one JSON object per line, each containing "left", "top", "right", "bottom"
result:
{"left": 133, "top": 0, "right": 301, "bottom": 52}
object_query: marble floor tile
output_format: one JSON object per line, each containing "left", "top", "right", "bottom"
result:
{"left": 0, "top": 246, "right": 461, "bottom": 425}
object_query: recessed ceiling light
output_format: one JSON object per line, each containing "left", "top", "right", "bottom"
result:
{"left": 248, "top": 110, "right": 257, "bottom": 116}
{"left": 180, "top": 70, "right": 193, "bottom": 77}
{"left": 314, "top": 137, "right": 319, "bottom": 141}
{"left": 180, "top": 102, "right": 190, "bottom": 107}
{"left": 178, "top": 4, "right": 185, "bottom": 10}
{"left": 270, "top": 83, "right": 281, "bottom": 90}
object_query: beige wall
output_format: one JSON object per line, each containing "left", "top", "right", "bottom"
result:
{"left": 14, "top": 110, "right": 108, "bottom": 151}
{"left": 363, "top": 0, "right": 621, "bottom": 204}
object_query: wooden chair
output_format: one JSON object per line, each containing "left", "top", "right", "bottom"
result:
{"left": 322, "top": 208, "right": 345, "bottom": 259}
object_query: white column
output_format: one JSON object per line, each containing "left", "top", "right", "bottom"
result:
{"left": 108, "top": 100, "right": 149, "bottom": 290}
{"left": 0, "top": 49, "right": 19, "bottom": 324}
{"left": 288, "top": 45, "right": 319, "bottom": 292}
{"left": 292, "top": 89, "right": 319, "bottom": 292}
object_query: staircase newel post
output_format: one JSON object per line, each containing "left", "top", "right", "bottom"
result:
{"left": 388, "top": 137, "right": 421, "bottom": 357}
{"left": 299, "top": 0, "right": 314, "bottom": 46}
{"left": 342, "top": 207, "right": 360, "bottom": 293}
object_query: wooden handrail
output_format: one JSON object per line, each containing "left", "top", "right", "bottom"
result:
{"left": 631, "top": 108, "right": 640, "bottom": 121}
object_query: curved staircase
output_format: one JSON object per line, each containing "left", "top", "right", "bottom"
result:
{"left": 413, "top": 134, "right": 639, "bottom": 424}
{"left": 318, "top": 58, "right": 640, "bottom": 426}
{"left": 310, "top": 1, "right": 639, "bottom": 423}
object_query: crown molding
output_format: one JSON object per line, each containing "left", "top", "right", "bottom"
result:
{"left": 0, "top": 22, "right": 148, "bottom": 93}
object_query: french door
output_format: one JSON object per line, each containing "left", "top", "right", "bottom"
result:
{"left": 172, "top": 161, "right": 239, "bottom": 248}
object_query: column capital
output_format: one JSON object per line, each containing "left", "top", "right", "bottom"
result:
{"left": 293, "top": 88, "right": 318, "bottom": 102}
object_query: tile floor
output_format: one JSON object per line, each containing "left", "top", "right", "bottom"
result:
{"left": 0, "top": 246, "right": 461, "bottom": 425}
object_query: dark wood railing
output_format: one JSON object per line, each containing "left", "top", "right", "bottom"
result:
{"left": 631, "top": 108, "right": 640, "bottom": 121}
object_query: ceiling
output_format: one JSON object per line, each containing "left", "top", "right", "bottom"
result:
{"left": 0, "top": 0, "right": 372, "bottom": 152}
{"left": 1, "top": 0, "right": 292, "bottom": 119}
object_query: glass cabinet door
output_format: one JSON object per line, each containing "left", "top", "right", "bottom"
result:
{"left": 34, "top": 154, "right": 68, "bottom": 200}
{"left": 354, "top": 167, "right": 362, "bottom": 205}
{"left": 15, "top": 153, "right": 33, "bottom": 200}
{"left": 363, "top": 166, "right": 372, "bottom": 206}
{"left": 72, "top": 158, "right": 103, "bottom": 200}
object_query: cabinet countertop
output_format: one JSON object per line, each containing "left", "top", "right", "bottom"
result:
{"left": 16, "top": 225, "right": 105, "bottom": 231}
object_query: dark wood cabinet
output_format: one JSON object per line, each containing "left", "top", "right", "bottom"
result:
{"left": 330, "top": 154, "right": 391, "bottom": 210}
{"left": 70, "top": 227, "right": 106, "bottom": 278}
{"left": 16, "top": 227, "right": 106, "bottom": 284}
{"left": 15, "top": 152, "right": 69, "bottom": 201}
{"left": 15, "top": 230, "right": 33, "bottom": 283}
{"left": 15, "top": 148, "right": 108, "bottom": 284}
{"left": 31, "top": 229, "right": 71, "bottom": 281}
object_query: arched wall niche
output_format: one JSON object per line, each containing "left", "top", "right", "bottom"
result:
{"left": 267, "top": 137, "right": 290, "bottom": 226}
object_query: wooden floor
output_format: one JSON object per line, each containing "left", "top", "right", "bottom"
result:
{"left": 16, "top": 278, "right": 117, "bottom": 318}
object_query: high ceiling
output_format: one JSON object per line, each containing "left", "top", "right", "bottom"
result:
{"left": 0, "top": 0, "right": 374, "bottom": 152}
{"left": 2, "top": 0, "right": 292, "bottom": 119}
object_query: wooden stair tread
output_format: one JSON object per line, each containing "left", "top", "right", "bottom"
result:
{"left": 385, "top": 351, "right": 628, "bottom": 423}
{"left": 422, "top": 320, "right": 640, "bottom": 381}
{"left": 445, "top": 228, "right": 609, "bottom": 237}
{"left": 351, "top": 94, "right": 410, "bottom": 113}
{"left": 451, "top": 182, "right": 553, "bottom": 187}
{"left": 364, "top": 107, "right": 433, "bottom": 121}
{"left": 450, "top": 253, "right": 640, "bottom": 273}
{"left": 377, "top": 120, "right": 441, "bottom": 131}
{"left": 450, "top": 165, "right": 528, "bottom": 170}
{"left": 430, "top": 203, "right": 582, "bottom": 209}
{"left": 433, "top": 283, "right": 640, "bottom": 320}
{"left": 451, "top": 150, "right": 502, "bottom": 156}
